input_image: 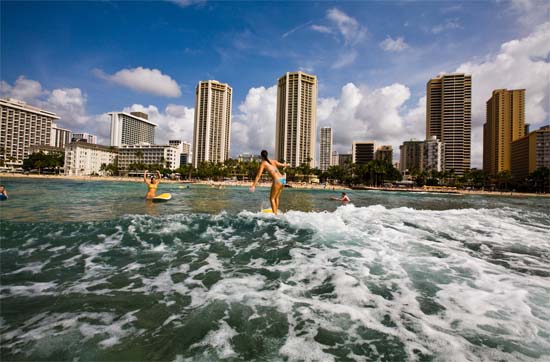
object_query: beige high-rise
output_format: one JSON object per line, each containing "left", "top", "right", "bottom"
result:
{"left": 483, "top": 89, "right": 525, "bottom": 176}
{"left": 275, "top": 71, "right": 317, "bottom": 168}
{"left": 426, "top": 73, "right": 471, "bottom": 175}
{"left": 319, "top": 127, "right": 333, "bottom": 171}
{"left": 193, "top": 80, "right": 232, "bottom": 167}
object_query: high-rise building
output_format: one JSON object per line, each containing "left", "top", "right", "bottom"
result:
{"left": 399, "top": 139, "right": 424, "bottom": 173}
{"left": 511, "top": 125, "right": 550, "bottom": 181}
{"left": 374, "top": 145, "right": 393, "bottom": 164}
{"left": 71, "top": 132, "right": 97, "bottom": 144}
{"left": 275, "top": 71, "right": 317, "bottom": 167}
{"left": 0, "top": 98, "right": 59, "bottom": 166}
{"left": 50, "top": 123, "right": 71, "bottom": 148}
{"left": 422, "top": 136, "right": 445, "bottom": 172}
{"left": 426, "top": 73, "right": 472, "bottom": 175}
{"left": 483, "top": 89, "right": 525, "bottom": 176}
{"left": 352, "top": 141, "right": 375, "bottom": 165}
{"left": 320, "top": 127, "right": 333, "bottom": 171}
{"left": 331, "top": 151, "right": 339, "bottom": 167}
{"left": 109, "top": 112, "right": 156, "bottom": 147}
{"left": 64, "top": 142, "right": 118, "bottom": 176}
{"left": 192, "top": 80, "right": 232, "bottom": 167}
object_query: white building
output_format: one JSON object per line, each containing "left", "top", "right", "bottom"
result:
{"left": 50, "top": 123, "right": 71, "bottom": 148}
{"left": 0, "top": 98, "right": 59, "bottom": 166}
{"left": 64, "top": 142, "right": 118, "bottom": 176}
{"left": 320, "top": 127, "right": 333, "bottom": 171}
{"left": 71, "top": 132, "right": 97, "bottom": 144}
{"left": 193, "top": 80, "right": 232, "bottom": 167}
{"left": 109, "top": 111, "right": 156, "bottom": 147}
{"left": 331, "top": 151, "right": 339, "bottom": 167}
{"left": 118, "top": 143, "right": 180, "bottom": 172}
{"left": 422, "top": 136, "right": 445, "bottom": 172}
{"left": 169, "top": 140, "right": 192, "bottom": 166}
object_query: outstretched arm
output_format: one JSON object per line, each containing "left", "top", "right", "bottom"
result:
{"left": 156, "top": 170, "right": 161, "bottom": 183}
{"left": 144, "top": 170, "right": 149, "bottom": 184}
{"left": 276, "top": 160, "right": 289, "bottom": 168}
{"left": 250, "top": 163, "right": 266, "bottom": 192}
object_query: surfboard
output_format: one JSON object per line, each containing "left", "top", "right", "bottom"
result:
{"left": 152, "top": 193, "right": 172, "bottom": 202}
{"left": 261, "top": 208, "right": 273, "bottom": 213}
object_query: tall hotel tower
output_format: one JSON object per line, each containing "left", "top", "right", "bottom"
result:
{"left": 275, "top": 71, "right": 317, "bottom": 168}
{"left": 426, "top": 73, "right": 472, "bottom": 175}
{"left": 109, "top": 111, "right": 156, "bottom": 147}
{"left": 192, "top": 80, "right": 232, "bottom": 167}
{"left": 483, "top": 89, "right": 525, "bottom": 176}
{"left": 319, "top": 127, "right": 333, "bottom": 171}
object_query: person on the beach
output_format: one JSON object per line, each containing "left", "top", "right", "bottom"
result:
{"left": 331, "top": 192, "right": 350, "bottom": 202}
{"left": 250, "top": 150, "right": 289, "bottom": 214}
{"left": 144, "top": 170, "right": 161, "bottom": 199}
{"left": 0, "top": 185, "right": 8, "bottom": 200}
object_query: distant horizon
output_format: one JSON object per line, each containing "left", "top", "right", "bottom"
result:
{"left": 1, "top": 0, "right": 549, "bottom": 168}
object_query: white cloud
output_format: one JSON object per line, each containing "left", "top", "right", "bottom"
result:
{"left": 332, "top": 50, "right": 358, "bottom": 69}
{"left": 95, "top": 67, "right": 182, "bottom": 98}
{"left": 455, "top": 21, "right": 550, "bottom": 167}
{"left": 0, "top": 76, "right": 46, "bottom": 101}
{"left": 380, "top": 36, "right": 409, "bottom": 52}
{"left": 326, "top": 8, "right": 368, "bottom": 45}
{"left": 123, "top": 103, "right": 195, "bottom": 145}
{"left": 431, "top": 18, "right": 462, "bottom": 34}
{"left": 310, "top": 24, "right": 332, "bottom": 34}
{"left": 231, "top": 85, "right": 277, "bottom": 156}
{"left": 508, "top": 0, "right": 550, "bottom": 29}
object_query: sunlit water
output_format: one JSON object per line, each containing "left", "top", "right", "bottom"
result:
{"left": 1, "top": 178, "right": 549, "bottom": 361}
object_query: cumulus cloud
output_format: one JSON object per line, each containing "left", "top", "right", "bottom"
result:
{"left": 508, "top": 0, "right": 550, "bottom": 29}
{"left": 95, "top": 67, "right": 182, "bottom": 97}
{"left": 122, "top": 103, "right": 195, "bottom": 145}
{"left": 0, "top": 76, "right": 46, "bottom": 101}
{"left": 455, "top": 21, "right": 550, "bottom": 167}
{"left": 231, "top": 85, "right": 277, "bottom": 156}
{"left": 380, "top": 36, "right": 409, "bottom": 52}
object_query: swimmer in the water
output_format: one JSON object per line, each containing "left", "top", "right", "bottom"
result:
{"left": 144, "top": 170, "right": 161, "bottom": 200}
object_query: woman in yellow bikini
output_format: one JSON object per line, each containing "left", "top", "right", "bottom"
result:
{"left": 250, "top": 150, "right": 289, "bottom": 214}
{"left": 144, "top": 170, "right": 161, "bottom": 199}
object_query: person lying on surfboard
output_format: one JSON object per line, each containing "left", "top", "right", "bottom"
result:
{"left": 144, "top": 170, "right": 161, "bottom": 200}
{"left": 331, "top": 192, "right": 350, "bottom": 203}
{"left": 249, "top": 150, "right": 289, "bottom": 215}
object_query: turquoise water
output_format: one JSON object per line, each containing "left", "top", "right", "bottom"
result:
{"left": 1, "top": 178, "right": 549, "bottom": 361}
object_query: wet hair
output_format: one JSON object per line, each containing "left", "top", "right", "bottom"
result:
{"left": 150, "top": 176, "right": 155, "bottom": 182}
{"left": 342, "top": 192, "right": 346, "bottom": 196}
{"left": 260, "top": 150, "right": 271, "bottom": 165}
{"left": 0, "top": 185, "right": 4, "bottom": 189}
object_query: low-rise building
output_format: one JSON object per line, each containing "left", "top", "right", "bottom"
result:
{"left": 338, "top": 153, "right": 352, "bottom": 166}
{"left": 118, "top": 143, "right": 180, "bottom": 173}
{"left": 71, "top": 132, "right": 97, "bottom": 144}
{"left": 422, "top": 136, "right": 445, "bottom": 172}
{"left": 237, "top": 153, "right": 261, "bottom": 163}
{"left": 375, "top": 145, "right": 393, "bottom": 163}
{"left": 511, "top": 125, "right": 550, "bottom": 181}
{"left": 64, "top": 142, "right": 118, "bottom": 176}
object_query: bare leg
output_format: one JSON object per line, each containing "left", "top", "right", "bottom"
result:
{"left": 274, "top": 183, "right": 284, "bottom": 212}
{"left": 270, "top": 182, "right": 283, "bottom": 214}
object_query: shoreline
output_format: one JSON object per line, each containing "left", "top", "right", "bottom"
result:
{"left": 1, "top": 173, "right": 548, "bottom": 198}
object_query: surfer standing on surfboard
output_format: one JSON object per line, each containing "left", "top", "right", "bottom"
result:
{"left": 250, "top": 150, "right": 289, "bottom": 215}
{"left": 144, "top": 170, "right": 161, "bottom": 200}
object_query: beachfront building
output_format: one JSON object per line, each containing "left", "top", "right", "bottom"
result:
{"left": 483, "top": 89, "right": 526, "bottom": 176}
{"left": 50, "top": 123, "right": 71, "bottom": 148}
{"left": 352, "top": 141, "right": 375, "bottom": 165}
{"left": 192, "top": 80, "right": 232, "bottom": 167}
{"left": 169, "top": 140, "right": 191, "bottom": 166}
{"left": 71, "top": 132, "right": 97, "bottom": 144}
{"left": 117, "top": 143, "right": 181, "bottom": 173}
{"left": 64, "top": 142, "right": 118, "bottom": 176}
{"left": 320, "top": 127, "right": 333, "bottom": 171}
{"left": 399, "top": 139, "right": 423, "bottom": 173}
{"left": 0, "top": 98, "right": 59, "bottom": 166}
{"left": 238, "top": 153, "right": 261, "bottom": 163}
{"left": 427, "top": 73, "right": 472, "bottom": 175}
{"left": 511, "top": 125, "right": 550, "bottom": 181}
{"left": 375, "top": 145, "right": 393, "bottom": 164}
{"left": 338, "top": 153, "right": 352, "bottom": 165}
{"left": 422, "top": 136, "right": 445, "bottom": 172}
{"left": 275, "top": 71, "right": 317, "bottom": 167}
{"left": 331, "top": 151, "right": 339, "bottom": 166}
{"left": 109, "top": 111, "right": 156, "bottom": 147}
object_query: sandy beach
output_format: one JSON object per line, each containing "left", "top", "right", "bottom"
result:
{"left": 1, "top": 173, "right": 548, "bottom": 197}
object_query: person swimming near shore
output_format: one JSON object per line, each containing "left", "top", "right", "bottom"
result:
{"left": 250, "top": 150, "right": 289, "bottom": 215}
{"left": 144, "top": 170, "right": 161, "bottom": 200}
{"left": 0, "top": 185, "right": 8, "bottom": 201}
{"left": 331, "top": 192, "right": 350, "bottom": 203}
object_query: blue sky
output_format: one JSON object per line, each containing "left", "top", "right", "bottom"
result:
{"left": 1, "top": 0, "right": 549, "bottom": 166}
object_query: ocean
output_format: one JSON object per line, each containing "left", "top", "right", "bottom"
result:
{"left": 1, "top": 178, "right": 549, "bottom": 361}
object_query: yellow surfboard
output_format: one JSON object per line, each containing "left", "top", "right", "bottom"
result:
{"left": 261, "top": 208, "right": 273, "bottom": 213}
{"left": 152, "top": 193, "right": 172, "bottom": 202}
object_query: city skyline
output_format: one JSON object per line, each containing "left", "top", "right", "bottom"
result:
{"left": 1, "top": 1, "right": 549, "bottom": 167}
